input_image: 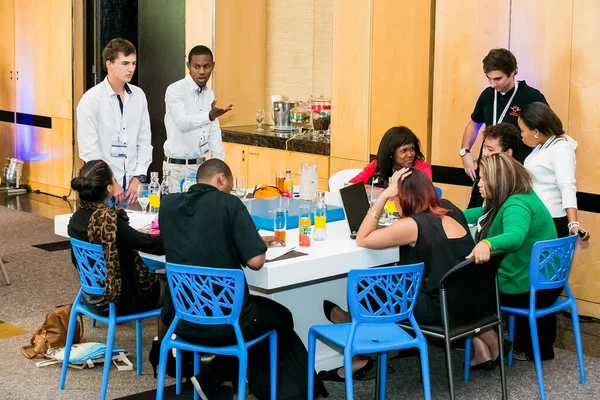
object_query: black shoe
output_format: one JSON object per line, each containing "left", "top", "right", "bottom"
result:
{"left": 469, "top": 360, "right": 496, "bottom": 371}
{"left": 323, "top": 300, "right": 338, "bottom": 324}
{"left": 214, "top": 385, "right": 235, "bottom": 400}
{"left": 318, "top": 357, "right": 375, "bottom": 382}
{"left": 148, "top": 339, "right": 160, "bottom": 379}
{"left": 190, "top": 372, "right": 218, "bottom": 400}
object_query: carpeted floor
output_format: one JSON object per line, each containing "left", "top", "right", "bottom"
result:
{"left": 0, "top": 205, "right": 599, "bottom": 399}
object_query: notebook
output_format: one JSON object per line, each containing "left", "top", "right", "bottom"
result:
{"left": 339, "top": 183, "right": 371, "bottom": 239}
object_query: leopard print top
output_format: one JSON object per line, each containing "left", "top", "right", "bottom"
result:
{"left": 82, "top": 201, "right": 157, "bottom": 303}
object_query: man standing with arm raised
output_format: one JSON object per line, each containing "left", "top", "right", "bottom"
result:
{"left": 76, "top": 38, "right": 152, "bottom": 205}
{"left": 163, "top": 45, "right": 233, "bottom": 192}
{"left": 459, "top": 48, "right": 548, "bottom": 207}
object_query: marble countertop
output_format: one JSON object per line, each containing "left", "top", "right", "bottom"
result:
{"left": 221, "top": 125, "right": 330, "bottom": 156}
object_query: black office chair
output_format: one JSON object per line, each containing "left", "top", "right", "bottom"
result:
{"left": 400, "top": 251, "right": 508, "bottom": 400}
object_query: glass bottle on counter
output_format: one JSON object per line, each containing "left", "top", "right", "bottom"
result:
{"left": 283, "top": 170, "right": 293, "bottom": 196}
{"left": 313, "top": 190, "right": 327, "bottom": 241}
{"left": 160, "top": 170, "right": 172, "bottom": 198}
{"left": 149, "top": 172, "right": 160, "bottom": 213}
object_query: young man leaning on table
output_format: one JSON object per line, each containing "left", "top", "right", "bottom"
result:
{"left": 158, "top": 159, "right": 326, "bottom": 399}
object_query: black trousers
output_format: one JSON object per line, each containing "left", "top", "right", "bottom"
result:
{"left": 176, "top": 295, "right": 294, "bottom": 385}
{"left": 500, "top": 287, "right": 563, "bottom": 360}
{"left": 553, "top": 216, "right": 570, "bottom": 238}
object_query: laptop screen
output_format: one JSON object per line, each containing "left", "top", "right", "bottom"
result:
{"left": 339, "top": 183, "right": 371, "bottom": 237}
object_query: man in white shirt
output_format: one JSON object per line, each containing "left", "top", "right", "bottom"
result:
{"left": 77, "top": 38, "right": 152, "bottom": 205}
{"left": 163, "top": 45, "right": 232, "bottom": 192}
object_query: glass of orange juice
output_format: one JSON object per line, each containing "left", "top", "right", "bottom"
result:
{"left": 276, "top": 168, "right": 286, "bottom": 192}
{"left": 298, "top": 204, "right": 312, "bottom": 247}
{"left": 274, "top": 208, "right": 287, "bottom": 242}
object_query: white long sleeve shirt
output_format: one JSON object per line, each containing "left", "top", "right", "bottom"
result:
{"left": 76, "top": 78, "right": 153, "bottom": 186}
{"left": 163, "top": 74, "right": 225, "bottom": 160}
{"left": 524, "top": 135, "right": 578, "bottom": 218}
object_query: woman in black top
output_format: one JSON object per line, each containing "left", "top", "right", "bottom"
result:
{"left": 67, "top": 160, "right": 165, "bottom": 316}
{"left": 321, "top": 168, "right": 474, "bottom": 381}
{"left": 356, "top": 167, "right": 474, "bottom": 324}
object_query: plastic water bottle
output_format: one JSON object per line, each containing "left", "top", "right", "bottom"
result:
{"left": 160, "top": 170, "right": 171, "bottom": 198}
{"left": 313, "top": 190, "right": 327, "bottom": 241}
{"left": 149, "top": 172, "right": 160, "bottom": 213}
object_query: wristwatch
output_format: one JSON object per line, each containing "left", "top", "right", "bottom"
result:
{"left": 134, "top": 174, "right": 147, "bottom": 183}
{"left": 459, "top": 148, "right": 471, "bottom": 157}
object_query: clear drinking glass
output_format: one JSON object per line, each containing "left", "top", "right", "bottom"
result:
{"left": 275, "top": 168, "right": 286, "bottom": 192}
{"left": 137, "top": 183, "right": 150, "bottom": 213}
{"left": 256, "top": 109, "right": 265, "bottom": 132}
{"left": 236, "top": 177, "right": 247, "bottom": 199}
{"left": 273, "top": 208, "right": 287, "bottom": 242}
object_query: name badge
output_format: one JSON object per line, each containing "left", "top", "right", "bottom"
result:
{"left": 200, "top": 142, "right": 209, "bottom": 156}
{"left": 111, "top": 144, "right": 127, "bottom": 158}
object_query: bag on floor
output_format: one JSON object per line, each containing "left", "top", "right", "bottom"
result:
{"left": 247, "top": 330, "right": 328, "bottom": 400}
{"left": 20, "top": 304, "right": 84, "bottom": 359}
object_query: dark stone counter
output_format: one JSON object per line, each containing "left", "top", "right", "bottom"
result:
{"left": 221, "top": 125, "right": 330, "bottom": 156}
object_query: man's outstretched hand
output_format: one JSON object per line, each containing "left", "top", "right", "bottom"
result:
{"left": 208, "top": 99, "right": 233, "bottom": 121}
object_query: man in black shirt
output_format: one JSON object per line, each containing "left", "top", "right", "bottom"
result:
{"left": 159, "top": 159, "right": 320, "bottom": 399}
{"left": 459, "top": 48, "right": 548, "bottom": 207}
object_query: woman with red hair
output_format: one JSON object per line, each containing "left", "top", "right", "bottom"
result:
{"left": 355, "top": 168, "right": 475, "bottom": 324}
{"left": 318, "top": 168, "right": 474, "bottom": 382}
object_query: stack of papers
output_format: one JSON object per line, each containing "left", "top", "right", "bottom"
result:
{"left": 266, "top": 245, "right": 298, "bottom": 261}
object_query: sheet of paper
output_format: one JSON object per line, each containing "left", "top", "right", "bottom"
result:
{"left": 266, "top": 245, "right": 298, "bottom": 261}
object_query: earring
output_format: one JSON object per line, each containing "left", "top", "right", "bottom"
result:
{"left": 534, "top": 133, "right": 539, "bottom": 139}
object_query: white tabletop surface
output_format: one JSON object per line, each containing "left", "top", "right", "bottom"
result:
{"left": 54, "top": 205, "right": 399, "bottom": 291}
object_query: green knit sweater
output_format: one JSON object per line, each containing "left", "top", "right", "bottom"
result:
{"left": 463, "top": 191, "right": 557, "bottom": 294}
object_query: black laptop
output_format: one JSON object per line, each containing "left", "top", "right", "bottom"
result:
{"left": 339, "top": 183, "right": 371, "bottom": 239}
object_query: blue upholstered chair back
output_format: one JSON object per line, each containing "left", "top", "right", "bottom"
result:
{"left": 347, "top": 263, "right": 424, "bottom": 324}
{"left": 70, "top": 238, "right": 107, "bottom": 296}
{"left": 165, "top": 263, "right": 245, "bottom": 326}
{"left": 530, "top": 235, "right": 577, "bottom": 292}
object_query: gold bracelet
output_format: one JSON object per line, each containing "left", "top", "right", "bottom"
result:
{"left": 482, "top": 239, "right": 492, "bottom": 249}
{"left": 368, "top": 208, "right": 381, "bottom": 220}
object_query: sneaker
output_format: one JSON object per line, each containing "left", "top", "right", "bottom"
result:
{"left": 214, "top": 385, "right": 235, "bottom": 400}
{"left": 190, "top": 372, "right": 218, "bottom": 400}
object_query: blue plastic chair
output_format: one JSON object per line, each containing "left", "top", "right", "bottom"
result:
{"left": 307, "top": 263, "right": 431, "bottom": 400}
{"left": 502, "top": 235, "right": 585, "bottom": 399}
{"left": 435, "top": 186, "right": 442, "bottom": 198}
{"left": 156, "top": 263, "right": 277, "bottom": 400}
{"left": 60, "top": 238, "right": 162, "bottom": 400}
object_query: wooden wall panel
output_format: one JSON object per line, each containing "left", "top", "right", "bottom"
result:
{"left": 568, "top": 211, "right": 600, "bottom": 314}
{"left": 510, "top": 0, "right": 573, "bottom": 123}
{"left": 370, "top": 0, "right": 432, "bottom": 158}
{"left": 312, "top": 0, "right": 333, "bottom": 101}
{"left": 569, "top": 0, "right": 600, "bottom": 194}
{"left": 73, "top": 0, "right": 84, "bottom": 172}
{"left": 17, "top": 118, "right": 72, "bottom": 195}
{"left": 50, "top": 0, "right": 72, "bottom": 119}
{"left": 330, "top": 0, "right": 372, "bottom": 162}
{"left": 431, "top": 0, "right": 510, "bottom": 168}
{"left": 214, "top": 0, "right": 266, "bottom": 127}
{"left": 265, "top": 0, "right": 315, "bottom": 121}
{"left": 329, "top": 157, "right": 368, "bottom": 177}
{"left": 0, "top": 0, "right": 15, "bottom": 112}
{"left": 185, "top": 0, "right": 213, "bottom": 79}
{"left": 0, "top": 122, "right": 15, "bottom": 164}
{"left": 14, "top": 0, "right": 52, "bottom": 116}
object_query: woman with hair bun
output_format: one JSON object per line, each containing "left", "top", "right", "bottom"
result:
{"left": 68, "top": 159, "right": 165, "bottom": 316}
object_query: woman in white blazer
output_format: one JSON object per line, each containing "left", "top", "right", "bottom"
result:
{"left": 518, "top": 102, "right": 590, "bottom": 240}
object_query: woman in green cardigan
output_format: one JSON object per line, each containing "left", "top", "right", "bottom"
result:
{"left": 464, "top": 153, "right": 559, "bottom": 369}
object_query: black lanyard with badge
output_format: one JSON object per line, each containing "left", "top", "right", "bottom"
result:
{"left": 493, "top": 80, "right": 519, "bottom": 125}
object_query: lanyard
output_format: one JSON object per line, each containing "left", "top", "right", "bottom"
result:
{"left": 493, "top": 80, "right": 518, "bottom": 125}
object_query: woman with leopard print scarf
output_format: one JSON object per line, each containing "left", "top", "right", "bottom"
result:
{"left": 68, "top": 160, "right": 165, "bottom": 316}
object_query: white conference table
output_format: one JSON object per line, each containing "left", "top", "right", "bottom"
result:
{"left": 54, "top": 201, "right": 399, "bottom": 372}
